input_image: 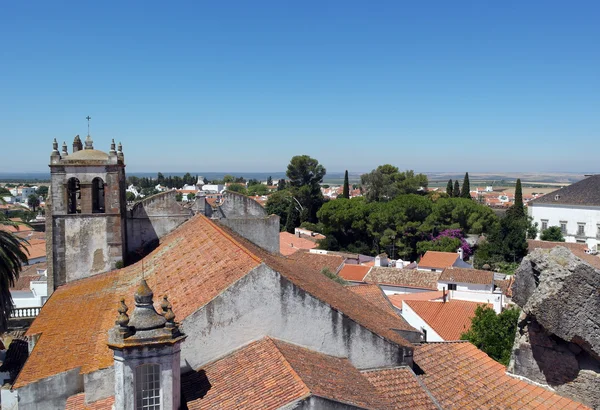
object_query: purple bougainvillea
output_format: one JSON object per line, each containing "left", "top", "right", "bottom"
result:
{"left": 431, "top": 229, "right": 473, "bottom": 258}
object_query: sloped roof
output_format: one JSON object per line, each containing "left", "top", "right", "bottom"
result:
{"left": 363, "top": 367, "right": 440, "bottom": 410}
{"left": 418, "top": 251, "right": 459, "bottom": 269}
{"left": 348, "top": 284, "right": 398, "bottom": 316}
{"left": 279, "top": 232, "right": 318, "bottom": 256}
{"left": 528, "top": 239, "right": 600, "bottom": 269}
{"left": 183, "top": 337, "right": 392, "bottom": 410}
{"left": 438, "top": 267, "right": 493, "bottom": 285}
{"left": 415, "top": 342, "right": 591, "bottom": 409}
{"left": 387, "top": 291, "right": 444, "bottom": 309}
{"left": 529, "top": 174, "right": 600, "bottom": 207}
{"left": 65, "top": 394, "right": 114, "bottom": 410}
{"left": 365, "top": 267, "right": 440, "bottom": 290}
{"left": 16, "top": 215, "right": 412, "bottom": 389}
{"left": 15, "top": 215, "right": 262, "bottom": 388}
{"left": 338, "top": 264, "right": 370, "bottom": 281}
{"left": 404, "top": 300, "right": 488, "bottom": 341}
{"left": 22, "top": 238, "right": 46, "bottom": 260}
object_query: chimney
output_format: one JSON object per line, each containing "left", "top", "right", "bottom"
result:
{"left": 457, "top": 248, "right": 464, "bottom": 260}
{"left": 443, "top": 287, "right": 447, "bottom": 303}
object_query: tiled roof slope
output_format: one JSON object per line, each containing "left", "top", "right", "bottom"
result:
{"left": 365, "top": 267, "right": 440, "bottom": 290}
{"left": 279, "top": 232, "right": 318, "bottom": 256}
{"left": 415, "top": 342, "right": 591, "bottom": 409}
{"left": 405, "top": 300, "right": 487, "bottom": 341}
{"left": 184, "top": 338, "right": 310, "bottom": 409}
{"left": 529, "top": 174, "right": 600, "bottom": 206}
{"left": 338, "top": 264, "right": 370, "bottom": 281}
{"left": 363, "top": 367, "right": 440, "bottom": 410}
{"left": 15, "top": 215, "right": 262, "bottom": 388}
{"left": 218, "top": 224, "right": 418, "bottom": 340}
{"left": 272, "top": 338, "right": 393, "bottom": 410}
{"left": 65, "top": 394, "right": 114, "bottom": 410}
{"left": 286, "top": 250, "right": 344, "bottom": 274}
{"left": 348, "top": 284, "right": 398, "bottom": 316}
{"left": 387, "top": 292, "right": 444, "bottom": 309}
{"left": 418, "top": 251, "right": 459, "bottom": 269}
{"left": 184, "top": 337, "right": 392, "bottom": 410}
{"left": 438, "top": 267, "right": 493, "bottom": 285}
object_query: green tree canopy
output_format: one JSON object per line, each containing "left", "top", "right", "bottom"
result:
{"left": 285, "top": 155, "right": 326, "bottom": 223}
{"left": 35, "top": 186, "right": 49, "bottom": 198}
{"left": 461, "top": 306, "right": 520, "bottom": 366}
{"left": 285, "top": 199, "right": 300, "bottom": 234}
{"left": 126, "top": 191, "right": 136, "bottom": 202}
{"left": 446, "top": 179, "right": 453, "bottom": 196}
{"left": 187, "top": 193, "right": 196, "bottom": 201}
{"left": 453, "top": 180, "right": 460, "bottom": 197}
{"left": 247, "top": 184, "right": 269, "bottom": 196}
{"left": 227, "top": 183, "right": 247, "bottom": 195}
{"left": 267, "top": 176, "right": 273, "bottom": 186}
{"left": 266, "top": 190, "right": 292, "bottom": 230}
{"left": 27, "top": 194, "right": 40, "bottom": 212}
{"left": 342, "top": 170, "right": 350, "bottom": 199}
{"left": 512, "top": 179, "right": 524, "bottom": 217}
{"left": 277, "top": 179, "right": 287, "bottom": 191}
{"left": 540, "top": 226, "right": 565, "bottom": 242}
{"left": 360, "top": 165, "right": 428, "bottom": 202}
{"left": 461, "top": 172, "right": 471, "bottom": 198}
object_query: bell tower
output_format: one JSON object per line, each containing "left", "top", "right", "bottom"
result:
{"left": 47, "top": 134, "right": 128, "bottom": 291}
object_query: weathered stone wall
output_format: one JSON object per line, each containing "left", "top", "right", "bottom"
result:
{"left": 126, "top": 191, "right": 192, "bottom": 257}
{"left": 82, "top": 366, "right": 114, "bottom": 405}
{"left": 219, "top": 215, "right": 280, "bottom": 254}
{"left": 216, "top": 191, "right": 280, "bottom": 254}
{"left": 15, "top": 367, "right": 83, "bottom": 410}
{"left": 508, "top": 246, "right": 600, "bottom": 408}
{"left": 181, "top": 264, "right": 411, "bottom": 373}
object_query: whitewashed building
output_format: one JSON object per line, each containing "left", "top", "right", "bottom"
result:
{"left": 529, "top": 174, "right": 600, "bottom": 251}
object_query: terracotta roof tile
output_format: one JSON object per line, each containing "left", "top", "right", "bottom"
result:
{"left": 279, "top": 232, "right": 318, "bottom": 256}
{"left": 338, "top": 264, "right": 370, "bottom": 281}
{"left": 347, "top": 284, "right": 398, "bottom": 316}
{"left": 65, "top": 393, "right": 114, "bottom": 410}
{"left": 418, "top": 251, "right": 459, "bottom": 270}
{"left": 22, "top": 238, "right": 46, "bottom": 260}
{"left": 365, "top": 267, "right": 440, "bottom": 290}
{"left": 404, "top": 300, "right": 488, "bottom": 341}
{"left": 15, "top": 215, "right": 261, "bottom": 388}
{"left": 414, "top": 342, "right": 591, "bottom": 409}
{"left": 363, "top": 366, "right": 440, "bottom": 409}
{"left": 184, "top": 337, "right": 392, "bottom": 410}
{"left": 387, "top": 291, "right": 444, "bottom": 309}
{"left": 439, "top": 267, "right": 493, "bottom": 286}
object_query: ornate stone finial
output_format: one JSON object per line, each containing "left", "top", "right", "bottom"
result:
{"left": 117, "top": 298, "right": 130, "bottom": 329}
{"left": 84, "top": 134, "right": 94, "bottom": 150}
{"left": 52, "top": 138, "right": 59, "bottom": 153}
{"left": 110, "top": 139, "right": 116, "bottom": 153}
{"left": 73, "top": 135, "right": 83, "bottom": 152}
{"left": 134, "top": 279, "right": 154, "bottom": 306}
{"left": 161, "top": 295, "right": 170, "bottom": 314}
{"left": 165, "top": 306, "right": 176, "bottom": 328}
{"left": 61, "top": 141, "right": 68, "bottom": 156}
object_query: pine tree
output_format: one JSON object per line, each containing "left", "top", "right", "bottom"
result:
{"left": 342, "top": 170, "right": 350, "bottom": 199}
{"left": 453, "top": 180, "right": 461, "bottom": 197}
{"left": 461, "top": 172, "right": 471, "bottom": 198}
{"left": 446, "top": 179, "right": 453, "bottom": 196}
{"left": 267, "top": 176, "right": 273, "bottom": 186}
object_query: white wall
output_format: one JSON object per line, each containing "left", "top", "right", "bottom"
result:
{"left": 380, "top": 285, "right": 433, "bottom": 296}
{"left": 447, "top": 290, "right": 503, "bottom": 313}
{"left": 530, "top": 203, "right": 600, "bottom": 249}
{"left": 401, "top": 302, "right": 444, "bottom": 342}
{"left": 437, "top": 281, "right": 492, "bottom": 293}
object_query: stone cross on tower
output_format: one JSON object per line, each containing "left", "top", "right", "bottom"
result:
{"left": 86, "top": 116, "right": 92, "bottom": 135}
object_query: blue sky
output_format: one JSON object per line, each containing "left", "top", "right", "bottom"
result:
{"left": 1, "top": 1, "right": 598, "bottom": 173}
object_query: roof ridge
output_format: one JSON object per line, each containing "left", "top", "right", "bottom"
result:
{"left": 202, "top": 215, "right": 262, "bottom": 264}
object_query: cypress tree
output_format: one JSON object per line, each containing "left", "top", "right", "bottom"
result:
{"left": 446, "top": 179, "right": 453, "bottom": 196}
{"left": 461, "top": 172, "right": 471, "bottom": 198}
{"left": 453, "top": 180, "right": 461, "bottom": 197}
{"left": 342, "top": 170, "right": 350, "bottom": 199}
{"left": 285, "top": 200, "right": 299, "bottom": 234}
{"left": 513, "top": 179, "right": 524, "bottom": 216}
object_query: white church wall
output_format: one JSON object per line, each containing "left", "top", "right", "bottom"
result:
{"left": 181, "top": 264, "right": 412, "bottom": 372}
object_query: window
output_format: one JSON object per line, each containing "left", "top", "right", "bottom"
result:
{"left": 448, "top": 283, "right": 457, "bottom": 291}
{"left": 136, "top": 364, "right": 160, "bottom": 410}
{"left": 577, "top": 223, "right": 585, "bottom": 236}
{"left": 92, "top": 178, "right": 105, "bottom": 213}
{"left": 541, "top": 220, "right": 548, "bottom": 231}
{"left": 67, "top": 178, "right": 81, "bottom": 214}
{"left": 560, "top": 221, "right": 567, "bottom": 234}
